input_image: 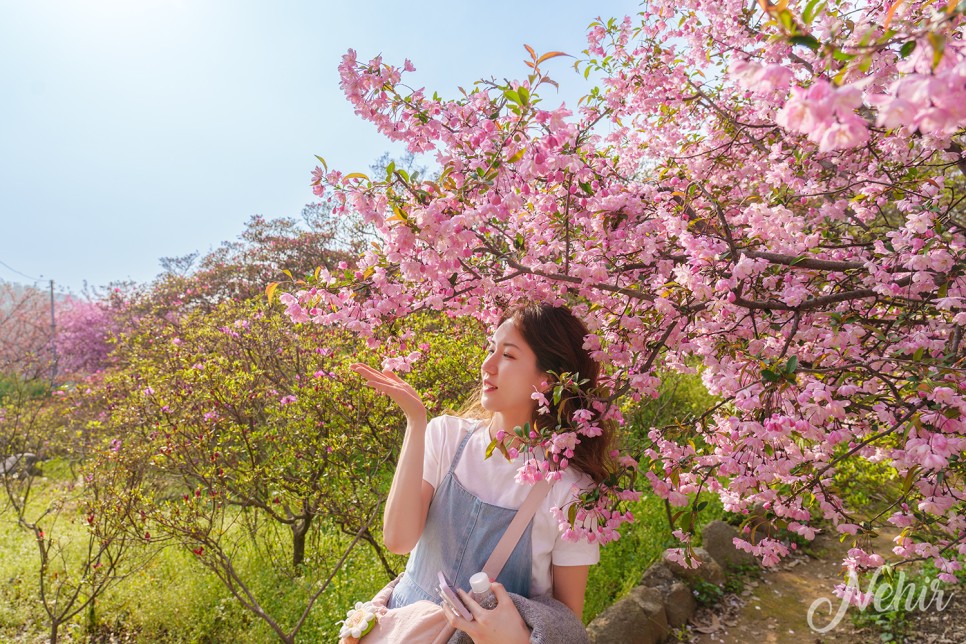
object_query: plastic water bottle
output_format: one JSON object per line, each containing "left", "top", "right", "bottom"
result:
{"left": 469, "top": 572, "right": 497, "bottom": 609}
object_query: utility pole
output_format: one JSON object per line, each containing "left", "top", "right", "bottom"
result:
{"left": 49, "top": 279, "right": 56, "bottom": 388}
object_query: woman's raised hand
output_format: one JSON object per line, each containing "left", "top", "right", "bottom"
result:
{"left": 349, "top": 363, "right": 427, "bottom": 425}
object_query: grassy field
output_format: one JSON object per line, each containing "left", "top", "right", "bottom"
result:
{"left": 1, "top": 466, "right": 725, "bottom": 643}
{"left": 0, "top": 466, "right": 402, "bottom": 643}
{"left": 2, "top": 370, "right": 721, "bottom": 642}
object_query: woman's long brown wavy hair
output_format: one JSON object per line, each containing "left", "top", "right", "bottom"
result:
{"left": 458, "top": 301, "right": 616, "bottom": 484}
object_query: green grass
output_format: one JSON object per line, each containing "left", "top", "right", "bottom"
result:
{"left": 86, "top": 527, "right": 399, "bottom": 642}
{"left": 0, "top": 463, "right": 402, "bottom": 643}
{"left": 2, "top": 469, "right": 725, "bottom": 641}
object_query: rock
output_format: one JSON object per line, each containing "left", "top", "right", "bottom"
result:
{"left": 664, "top": 580, "right": 696, "bottom": 627}
{"left": 661, "top": 547, "right": 726, "bottom": 587}
{"left": 0, "top": 453, "right": 41, "bottom": 479}
{"left": 702, "top": 520, "right": 758, "bottom": 570}
{"left": 639, "top": 562, "right": 675, "bottom": 588}
{"left": 586, "top": 585, "right": 669, "bottom": 644}
{"left": 638, "top": 562, "right": 696, "bottom": 627}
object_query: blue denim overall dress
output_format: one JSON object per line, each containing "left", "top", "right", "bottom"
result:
{"left": 388, "top": 422, "right": 533, "bottom": 609}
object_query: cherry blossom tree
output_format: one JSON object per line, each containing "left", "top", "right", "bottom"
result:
{"left": 0, "top": 283, "right": 54, "bottom": 383}
{"left": 93, "top": 296, "right": 484, "bottom": 643}
{"left": 146, "top": 212, "right": 353, "bottom": 314}
{"left": 283, "top": 0, "right": 966, "bottom": 591}
{"left": 54, "top": 297, "right": 117, "bottom": 377}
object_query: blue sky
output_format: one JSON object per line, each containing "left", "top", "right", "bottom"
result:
{"left": 0, "top": 0, "right": 638, "bottom": 294}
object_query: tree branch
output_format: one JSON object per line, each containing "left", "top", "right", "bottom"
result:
{"left": 733, "top": 288, "right": 878, "bottom": 311}
{"left": 742, "top": 250, "right": 865, "bottom": 272}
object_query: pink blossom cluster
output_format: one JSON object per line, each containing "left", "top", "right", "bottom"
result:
{"left": 867, "top": 37, "right": 966, "bottom": 135}
{"left": 733, "top": 536, "right": 792, "bottom": 568}
{"left": 283, "top": 0, "right": 966, "bottom": 569}
{"left": 776, "top": 81, "right": 870, "bottom": 152}
{"left": 55, "top": 298, "right": 117, "bottom": 376}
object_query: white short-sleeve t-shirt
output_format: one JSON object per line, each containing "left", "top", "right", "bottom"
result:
{"left": 421, "top": 414, "right": 600, "bottom": 597}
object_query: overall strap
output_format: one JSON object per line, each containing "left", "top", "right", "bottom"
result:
{"left": 447, "top": 421, "right": 477, "bottom": 474}
{"left": 481, "top": 479, "right": 552, "bottom": 581}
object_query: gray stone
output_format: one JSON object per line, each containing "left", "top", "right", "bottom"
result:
{"left": 586, "top": 585, "right": 669, "bottom": 644}
{"left": 639, "top": 562, "right": 675, "bottom": 588}
{"left": 0, "top": 453, "right": 41, "bottom": 479}
{"left": 638, "top": 562, "right": 696, "bottom": 627}
{"left": 702, "top": 520, "right": 758, "bottom": 570}
{"left": 661, "top": 547, "right": 726, "bottom": 587}
{"left": 664, "top": 580, "right": 696, "bottom": 628}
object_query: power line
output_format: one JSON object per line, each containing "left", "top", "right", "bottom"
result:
{"left": 0, "top": 259, "right": 44, "bottom": 282}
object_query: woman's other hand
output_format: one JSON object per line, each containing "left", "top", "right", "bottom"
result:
{"left": 349, "top": 363, "right": 427, "bottom": 425}
{"left": 443, "top": 582, "right": 531, "bottom": 644}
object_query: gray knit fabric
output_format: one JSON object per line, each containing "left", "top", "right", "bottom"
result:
{"left": 448, "top": 593, "right": 589, "bottom": 644}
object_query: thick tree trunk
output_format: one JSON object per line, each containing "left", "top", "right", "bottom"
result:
{"left": 292, "top": 512, "right": 313, "bottom": 568}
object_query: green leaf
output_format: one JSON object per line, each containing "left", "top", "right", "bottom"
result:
{"left": 802, "top": 0, "right": 827, "bottom": 24}
{"left": 485, "top": 437, "right": 498, "bottom": 460}
{"left": 789, "top": 34, "right": 820, "bottom": 51}
{"left": 485, "top": 437, "right": 510, "bottom": 461}
{"left": 761, "top": 368, "right": 781, "bottom": 383}
{"left": 902, "top": 465, "right": 920, "bottom": 494}
{"left": 568, "top": 504, "right": 577, "bottom": 525}
{"left": 928, "top": 32, "right": 946, "bottom": 70}
{"left": 831, "top": 49, "right": 857, "bottom": 62}
{"left": 504, "top": 88, "right": 522, "bottom": 105}
{"left": 679, "top": 511, "right": 694, "bottom": 529}
{"left": 786, "top": 356, "right": 799, "bottom": 374}
{"left": 777, "top": 9, "right": 795, "bottom": 33}
{"left": 518, "top": 86, "right": 530, "bottom": 106}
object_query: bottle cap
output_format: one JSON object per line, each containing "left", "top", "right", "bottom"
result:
{"left": 469, "top": 571, "right": 491, "bottom": 594}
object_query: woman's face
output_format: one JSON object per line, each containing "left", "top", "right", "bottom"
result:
{"left": 480, "top": 319, "right": 549, "bottom": 425}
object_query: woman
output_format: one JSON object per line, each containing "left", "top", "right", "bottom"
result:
{"left": 351, "top": 302, "right": 613, "bottom": 642}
